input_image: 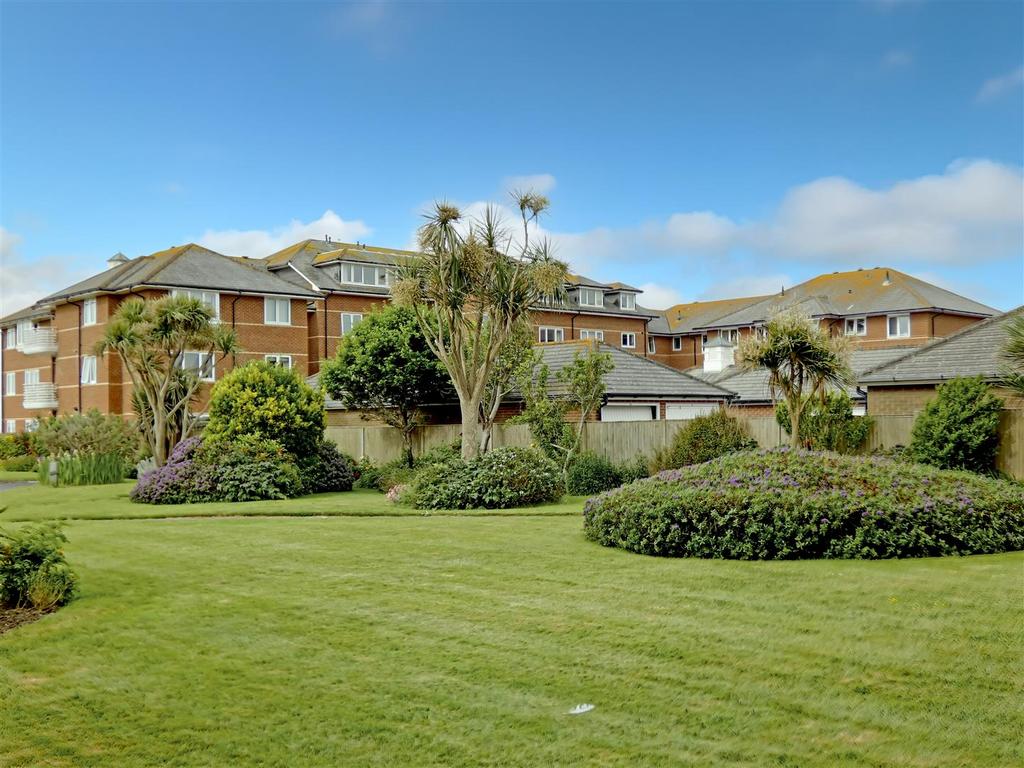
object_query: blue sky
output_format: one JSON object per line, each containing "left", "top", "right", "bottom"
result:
{"left": 1, "top": 0, "right": 1022, "bottom": 314}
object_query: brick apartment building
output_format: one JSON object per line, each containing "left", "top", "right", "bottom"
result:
{"left": 0, "top": 245, "right": 997, "bottom": 433}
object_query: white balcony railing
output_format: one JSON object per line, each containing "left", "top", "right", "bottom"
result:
{"left": 18, "top": 328, "right": 58, "bottom": 356}
{"left": 23, "top": 382, "right": 59, "bottom": 410}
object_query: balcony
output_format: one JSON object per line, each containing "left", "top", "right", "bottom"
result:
{"left": 18, "top": 328, "right": 58, "bottom": 356}
{"left": 23, "top": 383, "right": 59, "bottom": 410}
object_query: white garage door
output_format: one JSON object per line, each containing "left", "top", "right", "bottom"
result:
{"left": 665, "top": 403, "right": 717, "bottom": 420}
{"left": 600, "top": 404, "right": 656, "bottom": 422}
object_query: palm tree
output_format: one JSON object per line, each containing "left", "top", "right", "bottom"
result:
{"left": 738, "top": 310, "right": 852, "bottom": 448}
{"left": 96, "top": 295, "right": 238, "bottom": 465}
{"left": 393, "top": 193, "right": 568, "bottom": 459}
{"left": 999, "top": 312, "right": 1024, "bottom": 397}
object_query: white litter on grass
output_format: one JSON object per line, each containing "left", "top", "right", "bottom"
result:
{"left": 567, "top": 704, "right": 595, "bottom": 715}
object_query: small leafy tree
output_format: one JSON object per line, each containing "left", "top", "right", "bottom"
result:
{"left": 738, "top": 310, "right": 851, "bottom": 448}
{"left": 393, "top": 194, "right": 568, "bottom": 459}
{"left": 205, "top": 361, "right": 325, "bottom": 458}
{"left": 479, "top": 320, "right": 536, "bottom": 453}
{"left": 320, "top": 305, "right": 452, "bottom": 466}
{"left": 513, "top": 344, "right": 613, "bottom": 475}
{"left": 652, "top": 409, "right": 756, "bottom": 470}
{"left": 909, "top": 377, "right": 1003, "bottom": 473}
{"left": 96, "top": 295, "right": 239, "bottom": 466}
{"left": 775, "top": 392, "right": 873, "bottom": 453}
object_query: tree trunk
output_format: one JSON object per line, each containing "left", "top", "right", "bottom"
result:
{"left": 153, "top": 410, "right": 168, "bottom": 466}
{"left": 460, "top": 397, "right": 482, "bottom": 460}
{"left": 789, "top": 401, "right": 801, "bottom": 449}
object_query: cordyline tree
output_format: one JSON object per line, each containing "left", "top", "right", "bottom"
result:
{"left": 393, "top": 193, "right": 568, "bottom": 459}
{"left": 319, "top": 305, "right": 452, "bottom": 467}
{"left": 96, "top": 295, "right": 239, "bottom": 466}
{"left": 738, "top": 309, "right": 851, "bottom": 449}
{"left": 999, "top": 311, "right": 1024, "bottom": 397}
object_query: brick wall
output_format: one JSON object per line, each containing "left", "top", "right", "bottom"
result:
{"left": 868, "top": 383, "right": 1024, "bottom": 416}
{"left": 530, "top": 310, "right": 649, "bottom": 352}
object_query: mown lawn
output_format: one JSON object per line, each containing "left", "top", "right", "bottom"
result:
{"left": 0, "top": 488, "right": 1021, "bottom": 766}
{"left": 0, "top": 483, "right": 584, "bottom": 521}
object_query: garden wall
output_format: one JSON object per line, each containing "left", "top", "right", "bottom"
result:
{"left": 326, "top": 409, "right": 1024, "bottom": 479}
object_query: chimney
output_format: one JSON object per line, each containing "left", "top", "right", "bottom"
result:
{"left": 107, "top": 251, "right": 129, "bottom": 269}
{"left": 703, "top": 335, "right": 736, "bottom": 373}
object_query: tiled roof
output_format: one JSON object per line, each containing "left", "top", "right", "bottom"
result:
{"left": 703, "top": 267, "right": 996, "bottom": 329}
{"left": 647, "top": 295, "right": 769, "bottom": 335}
{"left": 533, "top": 341, "right": 734, "bottom": 400}
{"left": 859, "top": 306, "right": 1024, "bottom": 385}
{"left": 691, "top": 347, "right": 914, "bottom": 404}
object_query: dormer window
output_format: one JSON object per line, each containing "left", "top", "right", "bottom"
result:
{"left": 579, "top": 288, "right": 603, "bottom": 307}
{"left": 340, "top": 262, "right": 390, "bottom": 287}
{"left": 619, "top": 293, "right": 636, "bottom": 310}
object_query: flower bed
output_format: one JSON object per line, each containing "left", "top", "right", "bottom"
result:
{"left": 583, "top": 449, "right": 1024, "bottom": 559}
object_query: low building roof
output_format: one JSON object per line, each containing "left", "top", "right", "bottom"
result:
{"left": 534, "top": 340, "right": 735, "bottom": 400}
{"left": 859, "top": 306, "right": 1024, "bottom": 386}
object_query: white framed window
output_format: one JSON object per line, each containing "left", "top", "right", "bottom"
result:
{"left": 81, "top": 356, "right": 97, "bottom": 385}
{"left": 264, "top": 297, "right": 291, "bottom": 325}
{"left": 178, "top": 351, "right": 215, "bottom": 382}
{"left": 700, "top": 333, "right": 709, "bottom": 351}
{"left": 173, "top": 289, "right": 220, "bottom": 321}
{"left": 720, "top": 329, "right": 739, "bottom": 344}
{"left": 4, "top": 372, "right": 15, "bottom": 395}
{"left": 265, "top": 354, "right": 293, "bottom": 369}
{"left": 754, "top": 325, "right": 768, "bottom": 339}
{"left": 4, "top": 420, "right": 15, "bottom": 434}
{"left": 4, "top": 328, "right": 15, "bottom": 349}
{"left": 579, "top": 329, "right": 604, "bottom": 341}
{"left": 887, "top": 314, "right": 910, "bottom": 339}
{"left": 83, "top": 298, "right": 97, "bottom": 326}
{"left": 844, "top": 316, "right": 867, "bottom": 336}
{"left": 672, "top": 336, "right": 682, "bottom": 351}
{"left": 339, "top": 262, "right": 390, "bottom": 287}
{"left": 341, "top": 313, "right": 363, "bottom": 335}
{"left": 25, "top": 369, "right": 40, "bottom": 386}
{"left": 538, "top": 326, "right": 564, "bottom": 343}
{"left": 24, "top": 418, "right": 38, "bottom": 433}
{"left": 16, "top": 320, "right": 30, "bottom": 347}
{"left": 647, "top": 337, "right": 656, "bottom": 354}
{"left": 621, "top": 332, "right": 637, "bottom": 349}
{"left": 619, "top": 293, "right": 636, "bottom": 310}
{"left": 578, "top": 288, "right": 603, "bottom": 307}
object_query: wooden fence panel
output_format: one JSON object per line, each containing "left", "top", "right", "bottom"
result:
{"left": 997, "top": 409, "right": 1024, "bottom": 479}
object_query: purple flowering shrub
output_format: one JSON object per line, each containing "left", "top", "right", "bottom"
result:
{"left": 130, "top": 435, "right": 302, "bottom": 504}
{"left": 583, "top": 448, "right": 1024, "bottom": 559}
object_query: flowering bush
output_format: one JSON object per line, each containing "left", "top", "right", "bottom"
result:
{"left": 584, "top": 448, "right": 1024, "bottom": 560}
{"left": 410, "top": 447, "right": 563, "bottom": 510}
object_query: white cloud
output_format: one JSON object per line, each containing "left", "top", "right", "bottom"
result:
{"left": 977, "top": 66, "right": 1024, "bottom": 103}
{"left": 881, "top": 50, "right": 913, "bottom": 69}
{"left": 196, "top": 210, "right": 372, "bottom": 257}
{"left": 636, "top": 283, "right": 687, "bottom": 310}
{"left": 0, "top": 228, "right": 96, "bottom": 317}
{"left": 501, "top": 174, "right": 557, "bottom": 195}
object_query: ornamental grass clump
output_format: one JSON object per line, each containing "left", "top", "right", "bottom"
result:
{"left": 584, "top": 448, "right": 1024, "bottom": 560}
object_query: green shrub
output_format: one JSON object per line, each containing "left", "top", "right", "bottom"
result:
{"left": 653, "top": 410, "right": 757, "bottom": 470}
{"left": 2, "top": 455, "right": 37, "bottom": 472}
{"left": 910, "top": 377, "right": 1003, "bottom": 474}
{"left": 584, "top": 448, "right": 1024, "bottom": 560}
{"left": 616, "top": 455, "right": 650, "bottom": 485}
{"left": 0, "top": 434, "right": 31, "bottom": 459}
{"left": 353, "top": 457, "right": 381, "bottom": 490}
{"left": 0, "top": 522, "right": 77, "bottom": 609}
{"left": 31, "top": 410, "right": 140, "bottom": 464}
{"left": 566, "top": 452, "right": 621, "bottom": 495}
{"left": 411, "top": 447, "right": 562, "bottom": 510}
{"left": 205, "top": 361, "right": 325, "bottom": 458}
{"left": 37, "top": 452, "right": 127, "bottom": 486}
{"left": 776, "top": 392, "right": 872, "bottom": 453}
{"left": 375, "top": 461, "right": 418, "bottom": 493}
{"left": 298, "top": 440, "right": 355, "bottom": 494}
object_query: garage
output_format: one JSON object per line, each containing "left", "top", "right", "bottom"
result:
{"left": 665, "top": 403, "right": 717, "bottom": 420}
{"left": 600, "top": 404, "right": 657, "bottom": 422}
